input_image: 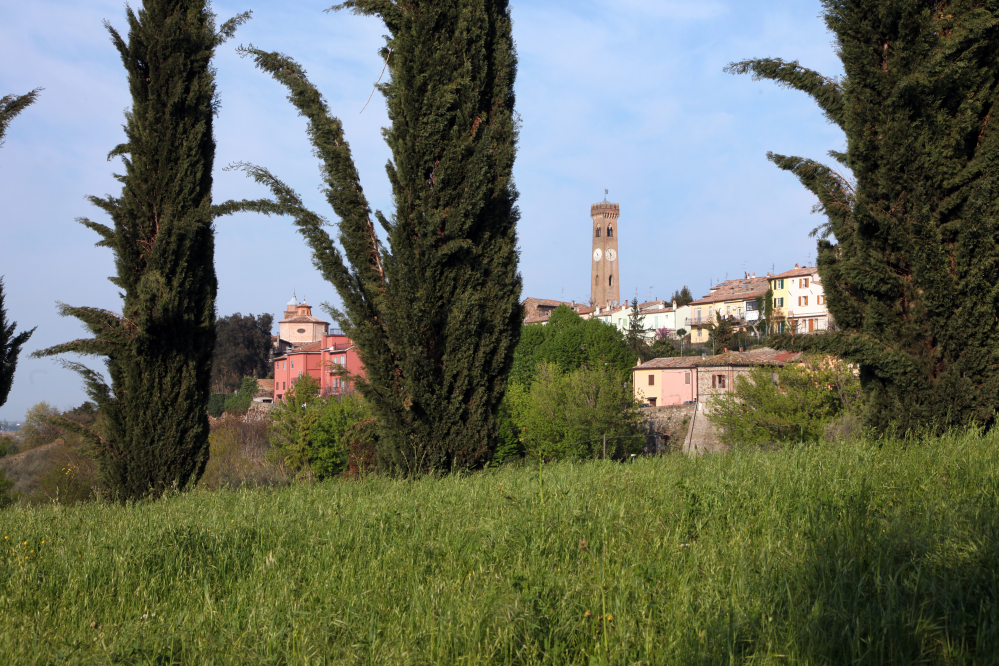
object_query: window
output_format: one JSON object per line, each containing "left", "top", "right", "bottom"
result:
{"left": 746, "top": 300, "right": 756, "bottom": 311}
{"left": 799, "top": 295, "right": 809, "bottom": 307}
{"left": 712, "top": 374, "right": 726, "bottom": 389}
{"left": 778, "top": 322, "right": 785, "bottom": 334}
{"left": 282, "top": 382, "right": 286, "bottom": 390}
{"left": 648, "top": 374, "right": 655, "bottom": 386}
{"left": 609, "top": 275, "right": 613, "bottom": 287}
{"left": 774, "top": 297, "right": 784, "bottom": 308}
{"left": 595, "top": 275, "right": 599, "bottom": 285}
{"left": 685, "top": 372, "right": 691, "bottom": 385}
{"left": 648, "top": 397, "right": 657, "bottom": 407}
{"left": 297, "top": 328, "right": 307, "bottom": 334}
{"left": 817, "top": 295, "right": 825, "bottom": 305}
{"left": 595, "top": 226, "right": 601, "bottom": 237}
{"left": 607, "top": 226, "right": 613, "bottom": 237}
{"left": 696, "top": 308, "right": 702, "bottom": 322}
{"left": 800, "top": 278, "right": 809, "bottom": 288}
{"left": 774, "top": 279, "right": 784, "bottom": 289}
{"left": 291, "top": 360, "right": 294, "bottom": 369}
{"left": 298, "top": 371, "right": 302, "bottom": 377}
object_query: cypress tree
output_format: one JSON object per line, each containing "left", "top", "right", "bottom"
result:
{"left": 0, "top": 89, "right": 40, "bottom": 408}
{"left": 33, "top": 2, "right": 249, "bottom": 498}
{"left": 222, "top": 0, "right": 521, "bottom": 473}
{"left": 728, "top": 1, "right": 999, "bottom": 432}
{"left": 0, "top": 278, "right": 35, "bottom": 409}
{"left": 1, "top": 89, "right": 41, "bottom": 149}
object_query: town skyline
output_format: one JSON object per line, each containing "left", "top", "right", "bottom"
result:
{"left": 0, "top": 0, "right": 845, "bottom": 418}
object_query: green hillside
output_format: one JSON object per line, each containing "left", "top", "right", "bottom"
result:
{"left": 2, "top": 433, "right": 997, "bottom": 664}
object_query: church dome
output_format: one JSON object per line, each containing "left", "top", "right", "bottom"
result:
{"left": 287, "top": 294, "right": 299, "bottom": 307}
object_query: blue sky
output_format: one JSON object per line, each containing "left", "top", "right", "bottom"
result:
{"left": 0, "top": 0, "right": 846, "bottom": 420}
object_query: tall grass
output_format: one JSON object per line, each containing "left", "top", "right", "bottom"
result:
{"left": 1, "top": 431, "right": 997, "bottom": 664}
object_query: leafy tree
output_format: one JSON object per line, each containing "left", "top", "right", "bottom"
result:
{"left": 709, "top": 355, "right": 863, "bottom": 446}
{"left": 0, "top": 88, "right": 41, "bottom": 150}
{"left": 268, "top": 374, "right": 321, "bottom": 474}
{"left": 707, "top": 312, "right": 735, "bottom": 353}
{"left": 509, "top": 362, "right": 642, "bottom": 461}
{"left": 649, "top": 330, "right": 679, "bottom": 358}
{"left": 510, "top": 305, "right": 637, "bottom": 386}
{"left": 212, "top": 313, "right": 273, "bottom": 393}
{"left": 223, "top": 377, "right": 259, "bottom": 415}
{"left": 18, "top": 402, "right": 62, "bottom": 451}
{"left": 32, "top": 2, "right": 250, "bottom": 499}
{"left": 0, "top": 278, "right": 34, "bottom": 409}
{"left": 729, "top": 1, "right": 999, "bottom": 433}
{"left": 670, "top": 286, "right": 694, "bottom": 307}
{"left": 309, "top": 394, "right": 375, "bottom": 479}
{"left": 221, "top": 1, "right": 521, "bottom": 474}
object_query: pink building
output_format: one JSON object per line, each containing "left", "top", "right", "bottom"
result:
{"left": 272, "top": 331, "right": 366, "bottom": 402}
{"left": 632, "top": 357, "right": 699, "bottom": 407}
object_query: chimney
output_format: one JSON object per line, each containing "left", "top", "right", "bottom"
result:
{"left": 794, "top": 263, "right": 799, "bottom": 269}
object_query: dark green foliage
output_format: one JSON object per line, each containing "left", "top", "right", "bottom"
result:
{"left": 32, "top": 2, "right": 250, "bottom": 499}
{"left": 212, "top": 313, "right": 273, "bottom": 393}
{"left": 709, "top": 356, "right": 864, "bottom": 446}
{"left": 223, "top": 377, "right": 258, "bottom": 416}
{"left": 207, "top": 394, "right": 226, "bottom": 418}
{"left": 649, "top": 335, "right": 679, "bottom": 359}
{"left": 0, "top": 88, "right": 41, "bottom": 151}
{"left": 509, "top": 305, "right": 637, "bottom": 386}
{"left": 729, "top": 1, "right": 999, "bottom": 433}
{"left": 309, "top": 394, "right": 375, "bottom": 479}
{"left": 625, "top": 297, "right": 651, "bottom": 360}
{"left": 707, "top": 311, "right": 736, "bottom": 351}
{"left": 670, "top": 286, "right": 693, "bottom": 307}
{"left": 0, "top": 277, "right": 35, "bottom": 409}
{"left": 1, "top": 88, "right": 41, "bottom": 414}
{"left": 221, "top": 0, "right": 520, "bottom": 475}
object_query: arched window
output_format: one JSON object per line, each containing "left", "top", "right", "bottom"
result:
{"left": 595, "top": 275, "right": 599, "bottom": 285}
{"left": 607, "top": 226, "right": 614, "bottom": 238}
{"left": 609, "top": 274, "right": 614, "bottom": 287}
{"left": 595, "top": 226, "right": 601, "bottom": 238}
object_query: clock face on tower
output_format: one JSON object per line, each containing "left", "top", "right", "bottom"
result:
{"left": 593, "top": 248, "right": 603, "bottom": 261}
{"left": 606, "top": 249, "right": 617, "bottom": 262}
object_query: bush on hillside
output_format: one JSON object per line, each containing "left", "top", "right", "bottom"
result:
{"left": 18, "top": 402, "right": 63, "bottom": 452}
{"left": 199, "top": 411, "right": 287, "bottom": 491}
{"left": 207, "top": 394, "right": 226, "bottom": 418}
{"left": 268, "top": 375, "right": 377, "bottom": 479}
{"left": 709, "top": 355, "right": 863, "bottom": 447}
{"left": 508, "top": 362, "right": 643, "bottom": 461}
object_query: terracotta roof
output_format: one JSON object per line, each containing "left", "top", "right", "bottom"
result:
{"left": 280, "top": 315, "right": 328, "bottom": 324}
{"left": 633, "top": 357, "right": 700, "bottom": 370}
{"left": 694, "top": 347, "right": 803, "bottom": 367}
{"left": 521, "top": 297, "right": 567, "bottom": 308}
{"left": 575, "top": 306, "right": 594, "bottom": 315}
{"left": 640, "top": 306, "right": 674, "bottom": 315}
{"left": 288, "top": 340, "right": 324, "bottom": 353}
{"left": 689, "top": 278, "right": 770, "bottom": 307}
{"left": 772, "top": 266, "right": 819, "bottom": 280}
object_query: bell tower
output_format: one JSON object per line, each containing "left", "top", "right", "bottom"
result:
{"left": 590, "top": 199, "right": 620, "bottom": 308}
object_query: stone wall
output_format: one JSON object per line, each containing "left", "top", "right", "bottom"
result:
{"left": 637, "top": 403, "right": 695, "bottom": 454}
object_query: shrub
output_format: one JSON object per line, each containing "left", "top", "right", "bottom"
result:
{"left": 207, "top": 394, "right": 226, "bottom": 418}
{"left": 18, "top": 402, "right": 62, "bottom": 452}
{"left": 709, "top": 355, "right": 863, "bottom": 447}
{"left": 199, "top": 411, "right": 287, "bottom": 491}
{"left": 509, "top": 362, "right": 643, "bottom": 461}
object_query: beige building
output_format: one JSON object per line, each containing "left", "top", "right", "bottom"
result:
{"left": 278, "top": 295, "right": 329, "bottom": 346}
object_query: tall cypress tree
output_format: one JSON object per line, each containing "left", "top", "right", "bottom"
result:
{"left": 0, "top": 89, "right": 41, "bottom": 409}
{"left": 729, "top": 1, "right": 999, "bottom": 433}
{"left": 34, "top": 2, "right": 249, "bottom": 498}
{"left": 0, "top": 278, "right": 34, "bottom": 410}
{"left": 222, "top": 1, "right": 521, "bottom": 473}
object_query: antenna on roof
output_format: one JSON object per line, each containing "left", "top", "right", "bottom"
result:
{"left": 604, "top": 189, "right": 608, "bottom": 202}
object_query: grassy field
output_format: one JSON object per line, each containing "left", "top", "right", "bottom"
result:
{"left": 1, "top": 432, "right": 997, "bottom": 665}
